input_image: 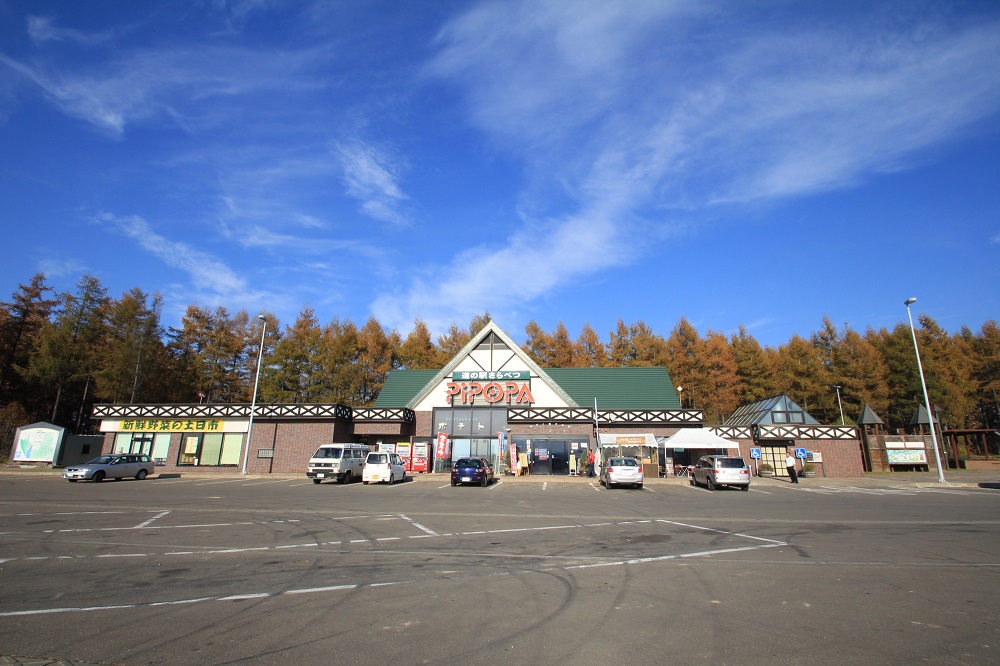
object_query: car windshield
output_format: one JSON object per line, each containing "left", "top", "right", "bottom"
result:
{"left": 455, "top": 458, "right": 481, "bottom": 468}
{"left": 368, "top": 454, "right": 388, "bottom": 464}
{"left": 718, "top": 458, "right": 747, "bottom": 468}
{"left": 609, "top": 458, "right": 638, "bottom": 466}
{"left": 313, "top": 448, "right": 343, "bottom": 459}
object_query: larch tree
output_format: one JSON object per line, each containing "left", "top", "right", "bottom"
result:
{"left": 575, "top": 323, "right": 608, "bottom": 368}
{"left": 399, "top": 319, "right": 444, "bottom": 369}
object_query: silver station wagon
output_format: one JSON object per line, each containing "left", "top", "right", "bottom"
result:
{"left": 690, "top": 455, "right": 751, "bottom": 491}
{"left": 63, "top": 454, "right": 155, "bottom": 483}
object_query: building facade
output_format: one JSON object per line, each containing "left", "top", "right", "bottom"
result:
{"left": 92, "top": 321, "right": 864, "bottom": 478}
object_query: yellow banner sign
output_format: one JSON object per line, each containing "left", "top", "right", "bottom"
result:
{"left": 119, "top": 419, "right": 225, "bottom": 433}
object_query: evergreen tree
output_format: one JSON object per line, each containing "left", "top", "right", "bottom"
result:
{"left": 27, "top": 275, "right": 109, "bottom": 428}
{"left": 0, "top": 274, "right": 59, "bottom": 412}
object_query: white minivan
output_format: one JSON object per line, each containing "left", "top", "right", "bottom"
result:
{"left": 362, "top": 452, "right": 406, "bottom": 485}
{"left": 306, "top": 443, "right": 370, "bottom": 484}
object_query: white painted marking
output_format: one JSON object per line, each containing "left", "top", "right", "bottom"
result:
{"left": 133, "top": 510, "right": 170, "bottom": 529}
{"left": 399, "top": 514, "right": 439, "bottom": 536}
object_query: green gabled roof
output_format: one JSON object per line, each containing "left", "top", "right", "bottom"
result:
{"left": 545, "top": 367, "right": 679, "bottom": 409}
{"left": 374, "top": 366, "right": 679, "bottom": 410}
{"left": 374, "top": 370, "right": 439, "bottom": 407}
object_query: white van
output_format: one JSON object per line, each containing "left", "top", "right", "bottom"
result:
{"left": 307, "top": 443, "right": 370, "bottom": 484}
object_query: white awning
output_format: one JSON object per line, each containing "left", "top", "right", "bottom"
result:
{"left": 662, "top": 428, "right": 740, "bottom": 451}
{"left": 598, "top": 433, "right": 657, "bottom": 448}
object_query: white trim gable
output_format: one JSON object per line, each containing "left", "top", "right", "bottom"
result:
{"left": 409, "top": 320, "right": 578, "bottom": 410}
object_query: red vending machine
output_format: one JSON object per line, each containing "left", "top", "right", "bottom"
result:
{"left": 396, "top": 442, "right": 412, "bottom": 470}
{"left": 409, "top": 441, "right": 429, "bottom": 473}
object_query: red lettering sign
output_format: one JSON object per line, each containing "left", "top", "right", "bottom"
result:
{"left": 445, "top": 381, "right": 534, "bottom": 404}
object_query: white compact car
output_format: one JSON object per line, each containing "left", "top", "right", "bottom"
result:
{"left": 362, "top": 452, "right": 406, "bottom": 485}
{"left": 600, "top": 456, "right": 643, "bottom": 489}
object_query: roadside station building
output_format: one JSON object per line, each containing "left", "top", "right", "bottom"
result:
{"left": 91, "top": 320, "right": 864, "bottom": 478}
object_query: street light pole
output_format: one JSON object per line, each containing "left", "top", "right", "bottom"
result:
{"left": 241, "top": 314, "right": 268, "bottom": 475}
{"left": 833, "top": 385, "right": 844, "bottom": 425}
{"left": 904, "top": 298, "right": 946, "bottom": 484}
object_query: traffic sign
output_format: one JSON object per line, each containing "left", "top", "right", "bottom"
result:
{"left": 749, "top": 448, "right": 761, "bottom": 459}
{"left": 795, "top": 447, "right": 807, "bottom": 459}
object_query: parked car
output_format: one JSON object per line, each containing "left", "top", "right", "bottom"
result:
{"left": 600, "top": 456, "right": 643, "bottom": 489}
{"left": 362, "top": 452, "right": 406, "bottom": 485}
{"left": 306, "top": 443, "right": 370, "bottom": 484}
{"left": 63, "top": 454, "right": 155, "bottom": 483}
{"left": 451, "top": 457, "right": 495, "bottom": 486}
{"left": 690, "top": 455, "right": 751, "bottom": 490}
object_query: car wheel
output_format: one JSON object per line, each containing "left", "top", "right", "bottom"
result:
{"left": 689, "top": 476, "right": 695, "bottom": 486}
{"left": 636, "top": 484, "right": 643, "bottom": 490}
{"left": 451, "top": 479, "right": 457, "bottom": 487}
{"left": 481, "top": 474, "right": 488, "bottom": 487}
{"left": 136, "top": 469, "right": 148, "bottom": 480}
{"left": 741, "top": 484, "right": 750, "bottom": 491}
{"left": 341, "top": 471, "right": 351, "bottom": 484}
{"left": 707, "top": 477, "right": 716, "bottom": 491}
{"left": 312, "top": 479, "right": 322, "bottom": 484}
{"left": 67, "top": 479, "right": 78, "bottom": 483}
{"left": 363, "top": 481, "right": 369, "bottom": 485}
{"left": 387, "top": 472, "right": 394, "bottom": 486}
{"left": 92, "top": 471, "right": 105, "bottom": 483}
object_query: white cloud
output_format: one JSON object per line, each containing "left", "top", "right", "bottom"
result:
{"left": 335, "top": 140, "right": 409, "bottom": 226}
{"left": 386, "top": 1, "right": 1000, "bottom": 332}
{"left": 95, "top": 212, "right": 255, "bottom": 299}
{"left": 27, "top": 16, "right": 113, "bottom": 46}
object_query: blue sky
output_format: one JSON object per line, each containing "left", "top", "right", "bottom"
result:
{"left": 1, "top": 0, "right": 998, "bottom": 348}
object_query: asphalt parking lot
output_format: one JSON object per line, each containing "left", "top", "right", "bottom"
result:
{"left": 2, "top": 469, "right": 999, "bottom": 665}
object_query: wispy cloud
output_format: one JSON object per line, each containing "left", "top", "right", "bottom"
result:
{"left": 335, "top": 140, "right": 409, "bottom": 226}
{"left": 27, "top": 16, "right": 114, "bottom": 46}
{"left": 94, "top": 212, "right": 254, "bottom": 299}
{"left": 376, "top": 0, "right": 1000, "bottom": 333}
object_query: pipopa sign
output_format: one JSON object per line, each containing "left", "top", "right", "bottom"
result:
{"left": 446, "top": 371, "right": 535, "bottom": 404}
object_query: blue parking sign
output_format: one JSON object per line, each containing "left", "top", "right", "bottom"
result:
{"left": 750, "top": 448, "right": 761, "bottom": 459}
{"left": 795, "top": 448, "right": 807, "bottom": 459}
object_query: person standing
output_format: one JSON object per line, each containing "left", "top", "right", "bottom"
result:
{"left": 785, "top": 452, "right": 799, "bottom": 483}
{"left": 587, "top": 449, "right": 596, "bottom": 478}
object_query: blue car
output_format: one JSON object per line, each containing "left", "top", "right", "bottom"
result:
{"left": 451, "top": 457, "right": 495, "bottom": 487}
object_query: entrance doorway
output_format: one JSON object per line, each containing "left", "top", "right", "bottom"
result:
{"left": 761, "top": 443, "right": 793, "bottom": 478}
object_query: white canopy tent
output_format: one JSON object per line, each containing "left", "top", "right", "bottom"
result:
{"left": 661, "top": 428, "right": 741, "bottom": 451}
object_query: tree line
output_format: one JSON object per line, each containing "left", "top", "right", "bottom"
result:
{"left": 2, "top": 273, "right": 998, "bottom": 458}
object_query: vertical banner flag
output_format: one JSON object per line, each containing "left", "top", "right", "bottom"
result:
{"left": 436, "top": 432, "right": 449, "bottom": 459}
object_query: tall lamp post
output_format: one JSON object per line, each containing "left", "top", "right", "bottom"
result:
{"left": 241, "top": 314, "right": 267, "bottom": 475}
{"left": 833, "top": 385, "right": 845, "bottom": 425}
{"left": 676, "top": 386, "right": 683, "bottom": 409}
{"left": 904, "top": 298, "right": 946, "bottom": 484}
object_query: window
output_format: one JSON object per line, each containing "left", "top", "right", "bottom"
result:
{"left": 177, "top": 433, "right": 243, "bottom": 466}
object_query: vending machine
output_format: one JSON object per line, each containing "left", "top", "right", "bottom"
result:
{"left": 396, "top": 442, "right": 412, "bottom": 470}
{"left": 409, "top": 441, "right": 429, "bottom": 473}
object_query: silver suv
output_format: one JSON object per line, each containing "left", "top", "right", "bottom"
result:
{"left": 690, "top": 455, "right": 750, "bottom": 491}
{"left": 63, "top": 454, "right": 155, "bottom": 483}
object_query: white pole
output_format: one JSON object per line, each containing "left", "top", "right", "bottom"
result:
{"left": 904, "top": 298, "right": 946, "bottom": 484}
{"left": 834, "top": 385, "right": 844, "bottom": 425}
{"left": 241, "top": 315, "right": 267, "bottom": 475}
